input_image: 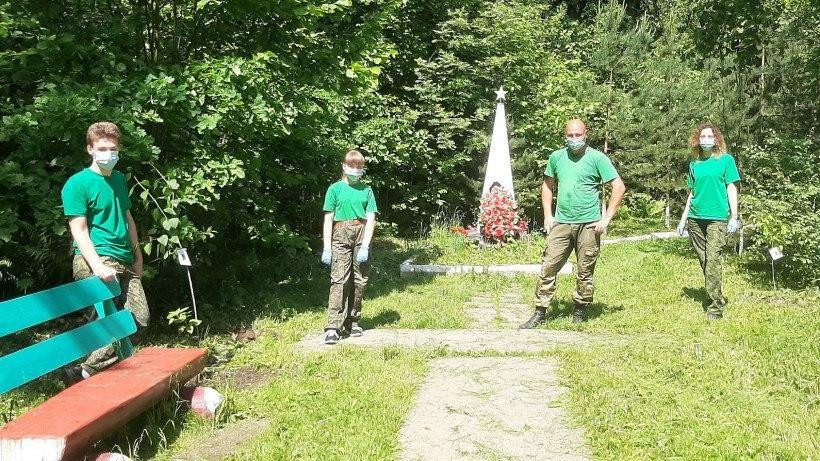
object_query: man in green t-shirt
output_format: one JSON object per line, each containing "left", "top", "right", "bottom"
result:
{"left": 59, "top": 122, "right": 150, "bottom": 383}
{"left": 520, "top": 119, "right": 626, "bottom": 328}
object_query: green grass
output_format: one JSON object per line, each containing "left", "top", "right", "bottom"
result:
{"left": 414, "top": 217, "right": 669, "bottom": 265}
{"left": 152, "top": 316, "right": 432, "bottom": 461}
{"left": 2, "top": 236, "right": 818, "bottom": 459}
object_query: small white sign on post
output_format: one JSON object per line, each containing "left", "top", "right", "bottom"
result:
{"left": 177, "top": 248, "right": 192, "bottom": 267}
{"left": 768, "top": 246, "right": 784, "bottom": 261}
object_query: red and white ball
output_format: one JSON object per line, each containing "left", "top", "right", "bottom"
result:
{"left": 95, "top": 453, "right": 132, "bottom": 461}
{"left": 182, "top": 386, "right": 224, "bottom": 418}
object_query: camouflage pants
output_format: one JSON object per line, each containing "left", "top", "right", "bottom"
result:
{"left": 326, "top": 224, "right": 369, "bottom": 332}
{"left": 687, "top": 219, "right": 728, "bottom": 314}
{"left": 73, "top": 255, "right": 150, "bottom": 374}
{"left": 534, "top": 223, "right": 601, "bottom": 312}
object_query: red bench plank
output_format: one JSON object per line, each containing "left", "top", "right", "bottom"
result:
{"left": 0, "top": 347, "right": 208, "bottom": 461}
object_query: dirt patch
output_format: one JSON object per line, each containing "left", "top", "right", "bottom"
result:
{"left": 209, "top": 366, "right": 277, "bottom": 392}
{"left": 171, "top": 418, "right": 271, "bottom": 461}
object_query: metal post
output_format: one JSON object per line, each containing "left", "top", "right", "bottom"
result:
{"left": 771, "top": 259, "right": 777, "bottom": 291}
{"left": 186, "top": 266, "right": 198, "bottom": 321}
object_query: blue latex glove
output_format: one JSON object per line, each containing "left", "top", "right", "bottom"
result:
{"left": 676, "top": 221, "right": 687, "bottom": 237}
{"left": 321, "top": 249, "right": 332, "bottom": 266}
{"left": 356, "top": 247, "right": 369, "bottom": 264}
{"left": 727, "top": 217, "right": 741, "bottom": 234}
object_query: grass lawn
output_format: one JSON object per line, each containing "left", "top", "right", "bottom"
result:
{"left": 413, "top": 217, "right": 667, "bottom": 265}
{"left": 1, "top": 235, "right": 818, "bottom": 459}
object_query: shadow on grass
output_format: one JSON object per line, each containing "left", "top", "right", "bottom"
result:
{"left": 651, "top": 236, "right": 793, "bottom": 291}
{"left": 154, "top": 238, "right": 440, "bottom": 337}
{"left": 682, "top": 286, "right": 710, "bottom": 311}
{"left": 641, "top": 237, "right": 694, "bottom": 258}
{"left": 360, "top": 309, "right": 401, "bottom": 329}
{"left": 546, "top": 299, "right": 624, "bottom": 321}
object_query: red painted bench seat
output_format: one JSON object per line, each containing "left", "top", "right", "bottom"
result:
{"left": 0, "top": 347, "right": 208, "bottom": 461}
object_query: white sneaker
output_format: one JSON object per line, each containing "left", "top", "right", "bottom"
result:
{"left": 324, "top": 330, "right": 340, "bottom": 344}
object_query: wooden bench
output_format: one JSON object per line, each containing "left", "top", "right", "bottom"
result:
{"left": 0, "top": 277, "right": 208, "bottom": 461}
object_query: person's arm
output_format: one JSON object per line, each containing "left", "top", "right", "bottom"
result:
{"left": 727, "top": 183, "right": 738, "bottom": 219}
{"left": 542, "top": 176, "right": 556, "bottom": 232}
{"left": 679, "top": 192, "right": 692, "bottom": 223}
{"left": 323, "top": 212, "right": 334, "bottom": 251}
{"left": 677, "top": 192, "right": 693, "bottom": 235}
{"left": 126, "top": 211, "right": 143, "bottom": 277}
{"left": 320, "top": 212, "right": 334, "bottom": 265}
{"left": 68, "top": 217, "right": 118, "bottom": 281}
{"left": 726, "top": 182, "right": 741, "bottom": 233}
{"left": 354, "top": 213, "right": 376, "bottom": 263}
{"left": 593, "top": 177, "right": 626, "bottom": 234}
{"left": 361, "top": 212, "right": 376, "bottom": 248}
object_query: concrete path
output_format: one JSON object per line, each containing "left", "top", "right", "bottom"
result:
{"left": 297, "top": 328, "right": 595, "bottom": 354}
{"left": 399, "top": 357, "right": 590, "bottom": 461}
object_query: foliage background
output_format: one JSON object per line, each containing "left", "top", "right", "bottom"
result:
{"left": 1, "top": 0, "right": 817, "bottom": 312}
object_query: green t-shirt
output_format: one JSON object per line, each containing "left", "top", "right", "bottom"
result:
{"left": 686, "top": 153, "right": 741, "bottom": 221}
{"left": 61, "top": 168, "right": 134, "bottom": 263}
{"left": 322, "top": 180, "right": 378, "bottom": 221}
{"left": 544, "top": 147, "right": 620, "bottom": 223}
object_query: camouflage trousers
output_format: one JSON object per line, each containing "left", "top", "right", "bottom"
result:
{"left": 687, "top": 219, "right": 728, "bottom": 314}
{"left": 73, "top": 255, "right": 150, "bottom": 374}
{"left": 535, "top": 223, "right": 601, "bottom": 312}
{"left": 326, "top": 224, "right": 370, "bottom": 332}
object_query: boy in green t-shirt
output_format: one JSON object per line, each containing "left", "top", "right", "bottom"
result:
{"left": 320, "top": 149, "right": 378, "bottom": 344}
{"left": 60, "top": 122, "right": 150, "bottom": 383}
{"left": 520, "top": 119, "right": 626, "bottom": 328}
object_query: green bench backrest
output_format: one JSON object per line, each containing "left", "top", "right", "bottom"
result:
{"left": 0, "top": 277, "right": 137, "bottom": 394}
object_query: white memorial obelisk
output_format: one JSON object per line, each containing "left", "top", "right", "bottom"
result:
{"left": 481, "top": 86, "right": 515, "bottom": 199}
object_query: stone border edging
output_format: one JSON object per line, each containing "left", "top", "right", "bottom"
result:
{"left": 400, "top": 230, "right": 684, "bottom": 277}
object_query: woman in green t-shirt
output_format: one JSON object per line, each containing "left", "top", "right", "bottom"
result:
{"left": 320, "top": 149, "right": 378, "bottom": 344}
{"left": 676, "top": 122, "right": 742, "bottom": 320}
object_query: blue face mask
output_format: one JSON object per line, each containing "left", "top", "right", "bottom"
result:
{"left": 566, "top": 137, "right": 586, "bottom": 151}
{"left": 94, "top": 150, "right": 119, "bottom": 170}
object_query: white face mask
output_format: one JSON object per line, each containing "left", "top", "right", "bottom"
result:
{"left": 342, "top": 164, "right": 364, "bottom": 181}
{"left": 93, "top": 150, "right": 120, "bottom": 170}
{"left": 566, "top": 137, "right": 586, "bottom": 151}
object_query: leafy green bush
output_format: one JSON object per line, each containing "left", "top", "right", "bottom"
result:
{"left": 619, "top": 192, "right": 666, "bottom": 220}
{"left": 744, "top": 138, "right": 820, "bottom": 285}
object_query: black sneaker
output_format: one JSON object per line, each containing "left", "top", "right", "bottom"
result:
{"left": 519, "top": 308, "right": 546, "bottom": 329}
{"left": 707, "top": 312, "right": 723, "bottom": 321}
{"left": 350, "top": 322, "right": 363, "bottom": 337}
{"left": 324, "top": 329, "right": 340, "bottom": 344}
{"left": 571, "top": 307, "right": 585, "bottom": 324}
{"left": 62, "top": 365, "right": 85, "bottom": 387}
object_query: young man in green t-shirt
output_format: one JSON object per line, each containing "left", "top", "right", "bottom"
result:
{"left": 520, "top": 119, "right": 626, "bottom": 328}
{"left": 60, "top": 122, "right": 150, "bottom": 383}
